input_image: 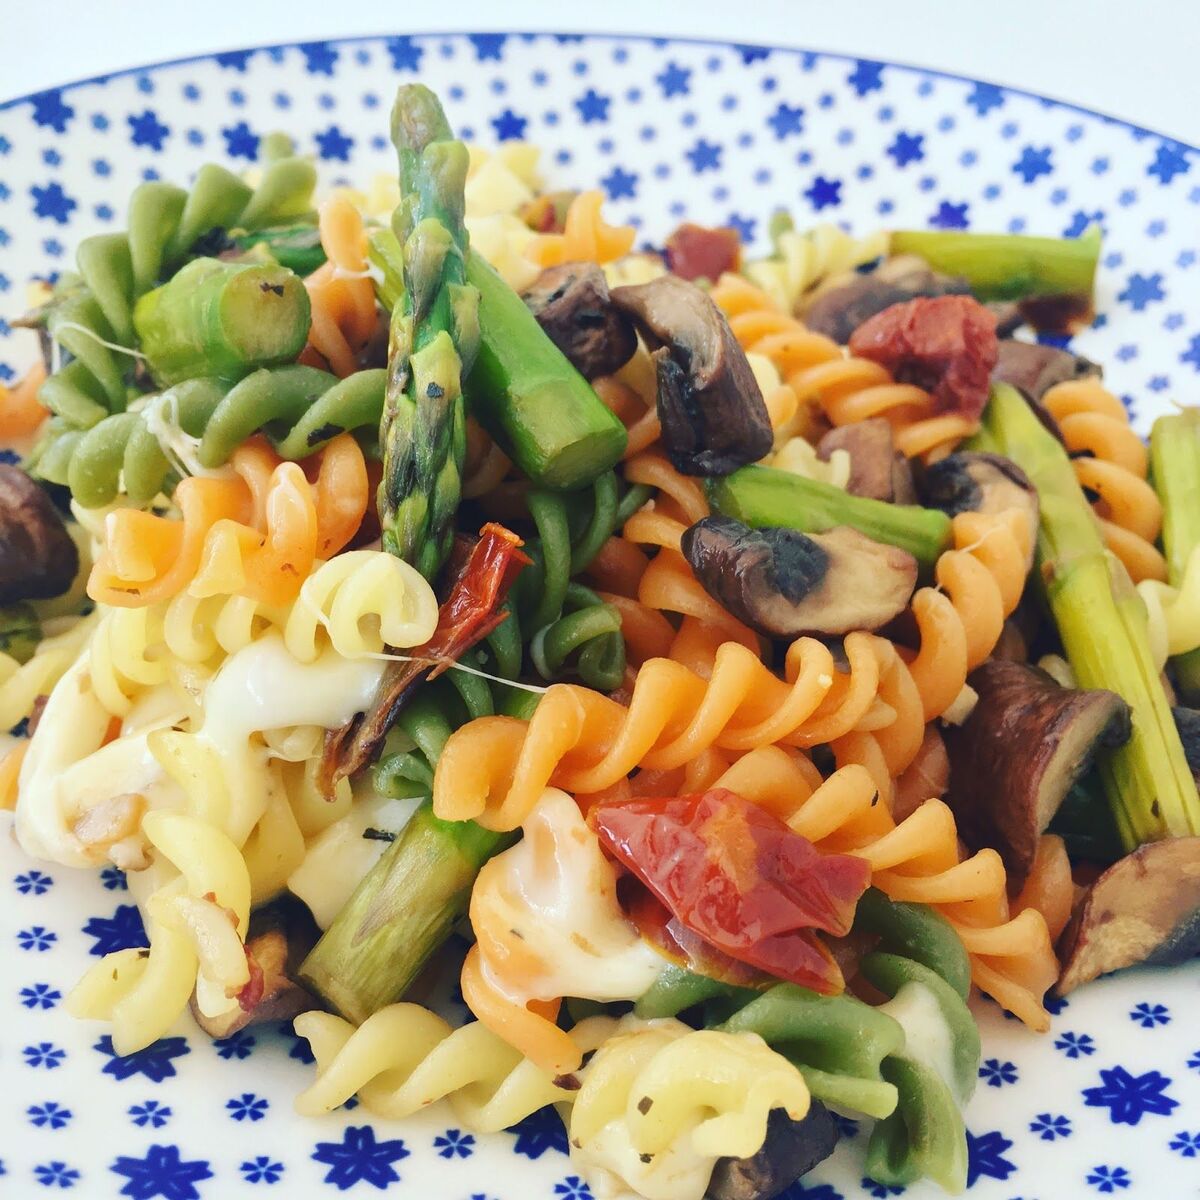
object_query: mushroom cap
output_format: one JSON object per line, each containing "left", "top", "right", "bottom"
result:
{"left": 0, "top": 465, "right": 78, "bottom": 603}
{"left": 521, "top": 262, "right": 637, "bottom": 379}
{"left": 1057, "top": 837, "right": 1200, "bottom": 994}
{"left": 817, "top": 418, "right": 917, "bottom": 504}
{"left": 708, "top": 1102, "right": 839, "bottom": 1200}
{"left": 920, "top": 451, "right": 1039, "bottom": 571}
{"left": 992, "top": 338, "right": 1101, "bottom": 402}
{"left": 943, "top": 659, "right": 1130, "bottom": 887}
{"left": 611, "top": 275, "right": 773, "bottom": 476}
{"left": 682, "top": 513, "right": 918, "bottom": 639}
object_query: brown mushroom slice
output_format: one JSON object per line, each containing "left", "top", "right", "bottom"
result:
{"left": 1057, "top": 837, "right": 1200, "bottom": 994}
{"left": 920, "top": 451, "right": 1040, "bottom": 572}
{"left": 521, "top": 263, "right": 637, "bottom": 379}
{"left": 992, "top": 338, "right": 1101, "bottom": 401}
{"left": 611, "top": 275, "right": 773, "bottom": 475}
{"left": 681, "top": 514, "right": 917, "bottom": 639}
{"left": 942, "top": 660, "right": 1131, "bottom": 887}
{"left": 708, "top": 1101, "right": 839, "bottom": 1200}
{"left": 817, "top": 418, "right": 916, "bottom": 504}
{"left": 191, "top": 899, "right": 318, "bottom": 1039}
{"left": 0, "top": 465, "right": 78, "bottom": 603}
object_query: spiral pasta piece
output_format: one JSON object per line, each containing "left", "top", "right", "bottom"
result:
{"left": 1139, "top": 544, "right": 1200, "bottom": 668}
{"left": 742, "top": 220, "right": 890, "bottom": 314}
{"left": 294, "top": 1004, "right": 578, "bottom": 1129}
{"left": 432, "top": 630, "right": 887, "bottom": 831}
{"left": 462, "top": 788, "right": 662, "bottom": 1074}
{"left": 710, "top": 273, "right": 975, "bottom": 461}
{"left": 1042, "top": 378, "right": 1166, "bottom": 582}
{"left": 0, "top": 363, "right": 49, "bottom": 441}
{"left": 89, "top": 434, "right": 368, "bottom": 608}
{"left": 706, "top": 746, "right": 1058, "bottom": 1031}
{"left": 0, "top": 610, "right": 98, "bottom": 730}
{"left": 528, "top": 190, "right": 636, "bottom": 267}
{"left": 300, "top": 196, "right": 380, "bottom": 377}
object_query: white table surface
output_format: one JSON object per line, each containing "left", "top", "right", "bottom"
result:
{"left": 7, "top": 0, "right": 1199, "bottom": 145}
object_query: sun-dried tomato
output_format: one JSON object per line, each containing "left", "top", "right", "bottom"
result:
{"left": 848, "top": 294, "right": 999, "bottom": 421}
{"left": 590, "top": 788, "right": 870, "bottom": 993}
{"left": 664, "top": 223, "right": 742, "bottom": 282}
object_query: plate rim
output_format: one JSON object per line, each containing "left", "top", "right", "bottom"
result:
{"left": 1, "top": 28, "right": 1196, "bottom": 158}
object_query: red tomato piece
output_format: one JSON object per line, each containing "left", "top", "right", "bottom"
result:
{"left": 664, "top": 223, "right": 742, "bottom": 282}
{"left": 848, "top": 294, "right": 999, "bottom": 421}
{"left": 591, "top": 788, "right": 871, "bottom": 993}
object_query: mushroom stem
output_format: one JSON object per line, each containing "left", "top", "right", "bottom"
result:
{"left": 706, "top": 464, "right": 951, "bottom": 571}
{"left": 981, "top": 383, "right": 1200, "bottom": 848}
{"left": 1149, "top": 408, "right": 1200, "bottom": 701}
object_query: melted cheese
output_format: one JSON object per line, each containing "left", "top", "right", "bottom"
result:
{"left": 478, "top": 788, "right": 662, "bottom": 1007}
{"left": 879, "top": 980, "right": 962, "bottom": 1100}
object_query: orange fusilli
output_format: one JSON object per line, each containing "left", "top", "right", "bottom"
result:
{"left": 1042, "top": 379, "right": 1166, "bottom": 582}
{"left": 300, "top": 196, "right": 379, "bottom": 378}
{"left": 88, "top": 434, "right": 368, "bottom": 608}
{"left": 710, "top": 273, "right": 975, "bottom": 461}
{"left": 527, "top": 190, "right": 635, "bottom": 268}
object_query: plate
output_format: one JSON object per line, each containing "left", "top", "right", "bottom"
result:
{"left": 2, "top": 32, "right": 1199, "bottom": 1200}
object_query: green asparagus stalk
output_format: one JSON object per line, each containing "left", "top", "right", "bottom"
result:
{"left": 378, "top": 84, "right": 480, "bottom": 579}
{"left": 132, "top": 257, "right": 311, "bottom": 387}
{"left": 706, "top": 464, "right": 952, "bottom": 570}
{"left": 982, "top": 383, "right": 1200, "bottom": 847}
{"left": 368, "top": 229, "right": 628, "bottom": 491}
{"left": 1149, "top": 408, "right": 1200, "bottom": 701}
{"left": 889, "top": 225, "right": 1100, "bottom": 301}
{"left": 464, "top": 252, "right": 628, "bottom": 489}
{"left": 298, "top": 801, "right": 509, "bottom": 1024}
{"left": 0, "top": 603, "right": 41, "bottom": 665}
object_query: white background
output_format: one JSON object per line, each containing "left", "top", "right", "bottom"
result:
{"left": 6, "top": 0, "right": 1199, "bottom": 145}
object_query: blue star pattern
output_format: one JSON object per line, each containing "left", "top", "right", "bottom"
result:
{"left": 1083, "top": 1066, "right": 1179, "bottom": 1125}
{"left": 240, "top": 1156, "right": 284, "bottom": 1184}
{"left": 226, "top": 1093, "right": 269, "bottom": 1122}
{"left": 553, "top": 1177, "right": 594, "bottom": 1200}
{"left": 95, "top": 1035, "right": 190, "bottom": 1083}
{"left": 1087, "top": 1164, "right": 1132, "bottom": 1193}
{"left": 129, "top": 1101, "right": 172, "bottom": 1129}
{"left": 978, "top": 1058, "right": 1018, "bottom": 1087}
{"left": 1029, "top": 1112, "right": 1072, "bottom": 1141}
{"left": 312, "top": 1126, "right": 410, "bottom": 1191}
{"left": 33, "top": 1161, "right": 81, "bottom": 1188}
{"left": 16, "top": 868, "right": 53, "bottom": 894}
{"left": 82, "top": 905, "right": 147, "bottom": 955}
{"left": 17, "top": 924, "right": 57, "bottom": 951}
{"left": 1, "top": 32, "right": 1199, "bottom": 1198}
{"left": 433, "top": 1129, "right": 475, "bottom": 1159}
{"left": 127, "top": 110, "right": 170, "bottom": 151}
{"left": 111, "top": 1144, "right": 213, "bottom": 1199}
{"left": 28, "top": 1101, "right": 73, "bottom": 1129}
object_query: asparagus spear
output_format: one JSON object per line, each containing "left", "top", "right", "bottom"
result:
{"left": 368, "top": 230, "right": 628, "bottom": 491}
{"left": 230, "top": 223, "right": 327, "bottom": 275}
{"left": 132, "top": 257, "right": 311, "bottom": 386}
{"left": 707, "top": 464, "right": 952, "bottom": 570}
{"left": 378, "top": 85, "right": 480, "bottom": 579}
{"left": 0, "top": 603, "right": 41, "bottom": 665}
{"left": 297, "top": 802, "right": 510, "bottom": 1023}
{"left": 889, "top": 226, "right": 1100, "bottom": 302}
{"left": 1149, "top": 408, "right": 1200, "bottom": 701}
{"left": 982, "top": 383, "right": 1200, "bottom": 847}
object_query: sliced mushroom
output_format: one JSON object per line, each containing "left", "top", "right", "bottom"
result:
{"left": 707, "top": 1101, "right": 839, "bottom": 1200}
{"left": 920, "top": 451, "right": 1040, "bottom": 572}
{"left": 817, "top": 419, "right": 916, "bottom": 504}
{"left": 992, "top": 339, "right": 1101, "bottom": 401}
{"left": 1057, "top": 837, "right": 1200, "bottom": 994}
{"left": 521, "top": 263, "right": 637, "bottom": 379}
{"left": 611, "top": 275, "right": 773, "bottom": 475}
{"left": 802, "top": 255, "right": 970, "bottom": 344}
{"left": 0, "top": 465, "right": 78, "bottom": 603}
{"left": 190, "top": 899, "right": 318, "bottom": 1039}
{"left": 682, "top": 514, "right": 917, "bottom": 638}
{"left": 942, "top": 660, "right": 1131, "bottom": 887}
